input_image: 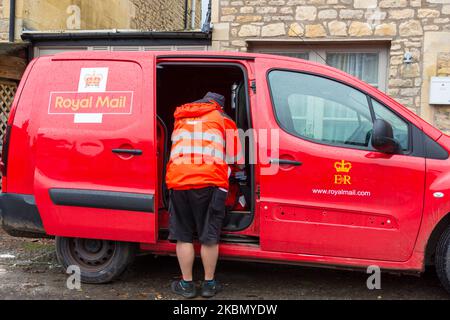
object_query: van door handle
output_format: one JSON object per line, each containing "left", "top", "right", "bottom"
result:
{"left": 112, "top": 149, "right": 143, "bottom": 156}
{"left": 269, "top": 158, "right": 302, "bottom": 166}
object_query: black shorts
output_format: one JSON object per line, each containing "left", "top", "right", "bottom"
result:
{"left": 168, "top": 186, "right": 227, "bottom": 245}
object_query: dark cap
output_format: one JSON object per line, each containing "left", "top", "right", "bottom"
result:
{"left": 194, "top": 92, "right": 225, "bottom": 108}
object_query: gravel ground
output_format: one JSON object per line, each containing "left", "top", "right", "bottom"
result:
{"left": 0, "top": 228, "right": 449, "bottom": 300}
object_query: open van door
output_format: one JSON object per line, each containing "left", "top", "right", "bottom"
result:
{"left": 32, "top": 53, "right": 158, "bottom": 244}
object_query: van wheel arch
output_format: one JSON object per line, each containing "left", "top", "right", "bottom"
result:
{"left": 425, "top": 213, "right": 450, "bottom": 266}
{"left": 435, "top": 224, "right": 450, "bottom": 293}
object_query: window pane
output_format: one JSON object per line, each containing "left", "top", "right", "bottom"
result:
{"left": 326, "top": 53, "right": 379, "bottom": 87}
{"left": 372, "top": 99, "right": 409, "bottom": 150}
{"left": 269, "top": 70, "right": 373, "bottom": 148}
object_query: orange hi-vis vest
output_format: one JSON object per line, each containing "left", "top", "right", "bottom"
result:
{"left": 165, "top": 101, "right": 242, "bottom": 190}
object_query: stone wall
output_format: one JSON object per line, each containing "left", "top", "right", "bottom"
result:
{"left": 132, "top": 0, "right": 183, "bottom": 31}
{"left": 20, "top": 0, "right": 135, "bottom": 32}
{"left": 212, "top": 0, "right": 450, "bottom": 126}
{"left": 0, "top": 0, "right": 200, "bottom": 40}
{"left": 0, "top": 0, "right": 9, "bottom": 41}
{"left": 132, "top": 0, "right": 202, "bottom": 31}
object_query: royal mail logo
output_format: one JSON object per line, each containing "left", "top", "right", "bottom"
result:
{"left": 49, "top": 91, "right": 133, "bottom": 114}
{"left": 48, "top": 91, "right": 134, "bottom": 122}
{"left": 334, "top": 160, "right": 352, "bottom": 185}
{"left": 84, "top": 71, "right": 103, "bottom": 89}
{"left": 334, "top": 160, "right": 352, "bottom": 173}
{"left": 46, "top": 67, "right": 132, "bottom": 124}
{"left": 78, "top": 68, "right": 108, "bottom": 93}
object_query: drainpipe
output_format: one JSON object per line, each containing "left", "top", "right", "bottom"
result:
{"left": 183, "top": 0, "right": 188, "bottom": 30}
{"left": 9, "top": 0, "right": 16, "bottom": 42}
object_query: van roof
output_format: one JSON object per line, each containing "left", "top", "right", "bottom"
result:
{"left": 46, "top": 49, "right": 345, "bottom": 80}
{"left": 48, "top": 50, "right": 276, "bottom": 60}
{"left": 47, "top": 50, "right": 311, "bottom": 65}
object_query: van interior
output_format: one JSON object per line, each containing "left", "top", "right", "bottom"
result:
{"left": 156, "top": 63, "right": 255, "bottom": 242}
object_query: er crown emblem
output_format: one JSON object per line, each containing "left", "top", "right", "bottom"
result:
{"left": 334, "top": 160, "right": 352, "bottom": 173}
{"left": 84, "top": 71, "right": 103, "bottom": 88}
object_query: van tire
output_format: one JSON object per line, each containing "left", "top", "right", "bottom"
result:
{"left": 55, "top": 237, "right": 136, "bottom": 284}
{"left": 435, "top": 225, "right": 450, "bottom": 294}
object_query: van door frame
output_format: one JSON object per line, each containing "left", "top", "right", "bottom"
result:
{"left": 155, "top": 60, "right": 256, "bottom": 232}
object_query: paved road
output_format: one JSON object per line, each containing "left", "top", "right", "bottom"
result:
{"left": 0, "top": 229, "right": 448, "bottom": 300}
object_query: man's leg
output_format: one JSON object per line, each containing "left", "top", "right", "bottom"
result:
{"left": 176, "top": 241, "right": 195, "bottom": 281}
{"left": 200, "top": 244, "right": 219, "bottom": 281}
{"left": 169, "top": 190, "right": 197, "bottom": 298}
{"left": 191, "top": 187, "right": 226, "bottom": 297}
{"left": 171, "top": 240, "right": 197, "bottom": 298}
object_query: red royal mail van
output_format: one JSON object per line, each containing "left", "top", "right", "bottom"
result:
{"left": 2, "top": 51, "right": 450, "bottom": 292}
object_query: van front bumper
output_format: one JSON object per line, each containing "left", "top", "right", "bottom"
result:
{"left": 0, "top": 193, "right": 47, "bottom": 238}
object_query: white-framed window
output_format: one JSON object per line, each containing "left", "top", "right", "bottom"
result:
{"left": 34, "top": 45, "right": 208, "bottom": 57}
{"left": 88, "top": 45, "right": 208, "bottom": 51}
{"left": 34, "top": 46, "right": 88, "bottom": 57}
{"left": 253, "top": 43, "right": 388, "bottom": 92}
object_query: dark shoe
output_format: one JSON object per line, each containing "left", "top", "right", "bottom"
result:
{"left": 201, "top": 280, "right": 223, "bottom": 298}
{"left": 171, "top": 280, "right": 197, "bottom": 299}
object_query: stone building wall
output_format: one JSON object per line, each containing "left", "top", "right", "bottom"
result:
{"left": 0, "top": 0, "right": 201, "bottom": 40}
{"left": 0, "top": 0, "right": 9, "bottom": 41}
{"left": 132, "top": 0, "right": 183, "bottom": 31}
{"left": 20, "top": 0, "right": 135, "bottom": 32}
{"left": 211, "top": 0, "right": 450, "bottom": 129}
{"left": 132, "top": 0, "right": 202, "bottom": 31}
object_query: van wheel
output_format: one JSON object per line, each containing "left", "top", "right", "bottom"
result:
{"left": 435, "top": 225, "right": 450, "bottom": 294}
{"left": 55, "top": 237, "right": 136, "bottom": 284}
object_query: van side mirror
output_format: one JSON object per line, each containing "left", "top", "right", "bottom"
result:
{"left": 371, "top": 119, "right": 402, "bottom": 154}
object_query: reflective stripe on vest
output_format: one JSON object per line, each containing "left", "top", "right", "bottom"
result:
{"left": 170, "top": 127, "right": 226, "bottom": 164}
